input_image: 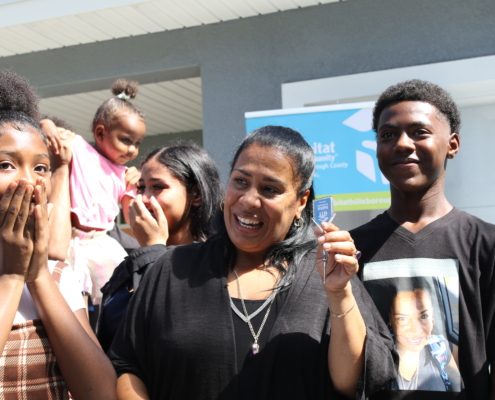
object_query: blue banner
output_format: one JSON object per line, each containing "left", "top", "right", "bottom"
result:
{"left": 245, "top": 103, "right": 390, "bottom": 211}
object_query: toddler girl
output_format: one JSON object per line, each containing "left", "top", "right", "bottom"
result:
{"left": 53, "top": 80, "right": 146, "bottom": 308}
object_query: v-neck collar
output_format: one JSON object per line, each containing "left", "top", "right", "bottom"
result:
{"left": 384, "top": 208, "right": 458, "bottom": 244}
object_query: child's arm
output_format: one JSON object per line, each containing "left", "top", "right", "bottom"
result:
{"left": 121, "top": 166, "right": 140, "bottom": 225}
{"left": 41, "top": 119, "right": 74, "bottom": 261}
{"left": 27, "top": 181, "right": 117, "bottom": 400}
{"left": 0, "top": 181, "right": 35, "bottom": 353}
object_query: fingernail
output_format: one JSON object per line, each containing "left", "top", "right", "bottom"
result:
{"left": 323, "top": 243, "right": 332, "bottom": 251}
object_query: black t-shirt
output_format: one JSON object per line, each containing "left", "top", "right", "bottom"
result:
{"left": 231, "top": 290, "right": 288, "bottom": 400}
{"left": 351, "top": 209, "right": 495, "bottom": 399}
{"left": 110, "top": 238, "right": 396, "bottom": 399}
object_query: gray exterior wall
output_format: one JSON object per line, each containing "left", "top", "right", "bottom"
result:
{"left": 130, "top": 129, "right": 202, "bottom": 168}
{"left": 1, "top": 0, "right": 494, "bottom": 226}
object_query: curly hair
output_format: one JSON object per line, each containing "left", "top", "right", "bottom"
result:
{"left": 0, "top": 70, "right": 41, "bottom": 131}
{"left": 372, "top": 79, "right": 461, "bottom": 134}
{"left": 91, "top": 78, "right": 145, "bottom": 132}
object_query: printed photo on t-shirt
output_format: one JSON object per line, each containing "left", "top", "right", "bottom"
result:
{"left": 362, "top": 258, "right": 463, "bottom": 392}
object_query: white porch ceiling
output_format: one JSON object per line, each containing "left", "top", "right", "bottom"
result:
{"left": 39, "top": 77, "right": 203, "bottom": 139}
{"left": 1, "top": 0, "right": 339, "bottom": 137}
{"left": 0, "top": 0, "right": 339, "bottom": 57}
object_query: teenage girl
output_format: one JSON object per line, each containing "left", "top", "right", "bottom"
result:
{"left": 46, "top": 79, "right": 146, "bottom": 308}
{"left": 98, "top": 143, "right": 222, "bottom": 351}
{"left": 0, "top": 70, "right": 116, "bottom": 399}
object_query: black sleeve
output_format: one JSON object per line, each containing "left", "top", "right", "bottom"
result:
{"left": 351, "top": 276, "right": 398, "bottom": 398}
{"left": 106, "top": 223, "right": 140, "bottom": 254}
{"left": 108, "top": 257, "right": 163, "bottom": 381}
{"left": 97, "top": 244, "right": 167, "bottom": 352}
{"left": 480, "top": 234, "right": 495, "bottom": 363}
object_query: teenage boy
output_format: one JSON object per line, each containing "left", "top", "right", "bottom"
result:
{"left": 351, "top": 79, "right": 495, "bottom": 398}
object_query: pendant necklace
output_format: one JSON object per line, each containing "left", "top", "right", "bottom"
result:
{"left": 231, "top": 268, "right": 277, "bottom": 355}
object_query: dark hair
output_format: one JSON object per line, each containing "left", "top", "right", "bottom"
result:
{"left": 372, "top": 79, "right": 461, "bottom": 134}
{"left": 224, "top": 125, "right": 316, "bottom": 284}
{"left": 0, "top": 70, "right": 43, "bottom": 136}
{"left": 91, "top": 79, "right": 145, "bottom": 132}
{"left": 142, "top": 142, "right": 222, "bottom": 242}
{"left": 41, "top": 115, "right": 73, "bottom": 131}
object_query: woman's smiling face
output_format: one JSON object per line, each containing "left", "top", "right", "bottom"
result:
{"left": 223, "top": 143, "right": 309, "bottom": 263}
{"left": 390, "top": 289, "right": 434, "bottom": 354}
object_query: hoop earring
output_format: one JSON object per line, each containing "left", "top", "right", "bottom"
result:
{"left": 293, "top": 217, "right": 302, "bottom": 228}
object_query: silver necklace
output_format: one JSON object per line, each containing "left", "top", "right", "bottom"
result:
{"left": 231, "top": 268, "right": 277, "bottom": 355}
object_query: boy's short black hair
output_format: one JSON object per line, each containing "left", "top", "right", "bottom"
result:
{"left": 372, "top": 79, "right": 461, "bottom": 134}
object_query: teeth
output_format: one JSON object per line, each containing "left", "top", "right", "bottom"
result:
{"left": 237, "top": 215, "right": 261, "bottom": 228}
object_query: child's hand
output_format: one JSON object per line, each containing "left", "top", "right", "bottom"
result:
{"left": 0, "top": 181, "right": 35, "bottom": 279}
{"left": 125, "top": 166, "right": 140, "bottom": 191}
{"left": 129, "top": 194, "right": 168, "bottom": 246}
{"left": 54, "top": 128, "right": 75, "bottom": 167}
{"left": 40, "top": 119, "right": 75, "bottom": 168}
{"left": 25, "top": 180, "right": 49, "bottom": 283}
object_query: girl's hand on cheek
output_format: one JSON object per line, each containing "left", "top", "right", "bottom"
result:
{"left": 0, "top": 180, "right": 35, "bottom": 279}
{"left": 129, "top": 195, "right": 168, "bottom": 246}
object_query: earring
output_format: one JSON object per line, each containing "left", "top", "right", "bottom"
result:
{"left": 293, "top": 218, "right": 302, "bottom": 228}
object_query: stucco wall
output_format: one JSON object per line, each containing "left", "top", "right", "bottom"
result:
{"left": 1, "top": 0, "right": 494, "bottom": 225}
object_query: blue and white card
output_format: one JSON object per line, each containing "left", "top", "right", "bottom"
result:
{"left": 313, "top": 196, "right": 335, "bottom": 226}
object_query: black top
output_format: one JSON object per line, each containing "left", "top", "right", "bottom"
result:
{"left": 351, "top": 209, "right": 495, "bottom": 399}
{"left": 231, "top": 290, "right": 288, "bottom": 400}
{"left": 98, "top": 244, "right": 167, "bottom": 352}
{"left": 110, "top": 237, "right": 396, "bottom": 400}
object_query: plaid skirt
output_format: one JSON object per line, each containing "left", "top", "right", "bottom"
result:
{"left": 0, "top": 260, "right": 71, "bottom": 400}
{"left": 0, "top": 319, "right": 69, "bottom": 399}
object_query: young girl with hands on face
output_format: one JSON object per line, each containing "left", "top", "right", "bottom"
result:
{"left": 0, "top": 70, "right": 116, "bottom": 399}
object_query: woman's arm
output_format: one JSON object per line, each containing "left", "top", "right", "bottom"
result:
{"left": 28, "top": 270, "right": 117, "bottom": 399}
{"left": 316, "top": 222, "right": 366, "bottom": 398}
{"left": 117, "top": 373, "right": 149, "bottom": 399}
{"left": 327, "top": 286, "right": 366, "bottom": 397}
